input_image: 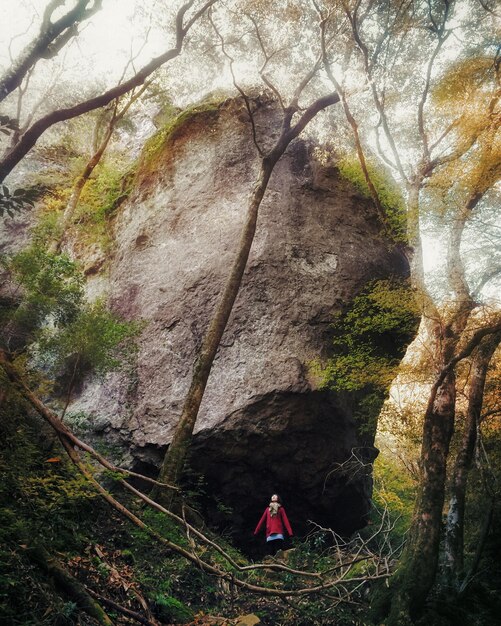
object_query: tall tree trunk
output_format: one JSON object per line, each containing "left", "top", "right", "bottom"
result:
{"left": 386, "top": 367, "right": 456, "bottom": 624}
{"left": 49, "top": 126, "right": 113, "bottom": 253}
{"left": 157, "top": 157, "right": 274, "bottom": 490}
{"left": 382, "top": 180, "right": 483, "bottom": 622}
{"left": 156, "top": 93, "right": 340, "bottom": 498}
{"left": 443, "top": 331, "right": 501, "bottom": 590}
{"left": 459, "top": 495, "right": 494, "bottom": 596}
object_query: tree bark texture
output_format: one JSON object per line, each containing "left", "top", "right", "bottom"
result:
{"left": 443, "top": 331, "right": 501, "bottom": 590}
{"left": 0, "top": 1, "right": 102, "bottom": 103}
{"left": 390, "top": 370, "right": 457, "bottom": 620}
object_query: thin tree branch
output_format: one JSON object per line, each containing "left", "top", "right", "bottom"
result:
{"left": 0, "top": 0, "right": 102, "bottom": 102}
{"left": 86, "top": 589, "right": 159, "bottom": 626}
{"left": 208, "top": 9, "right": 264, "bottom": 156}
{"left": 0, "top": 0, "right": 218, "bottom": 182}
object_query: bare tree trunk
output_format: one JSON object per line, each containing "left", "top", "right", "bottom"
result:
{"left": 157, "top": 93, "right": 340, "bottom": 496}
{"left": 387, "top": 369, "right": 456, "bottom": 624}
{"left": 383, "top": 179, "right": 488, "bottom": 622}
{"left": 444, "top": 331, "right": 501, "bottom": 590}
{"left": 49, "top": 126, "right": 113, "bottom": 253}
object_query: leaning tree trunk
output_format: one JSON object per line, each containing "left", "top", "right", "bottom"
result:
{"left": 156, "top": 93, "right": 340, "bottom": 498}
{"left": 27, "top": 545, "right": 113, "bottom": 626}
{"left": 49, "top": 84, "right": 148, "bottom": 253}
{"left": 157, "top": 157, "right": 274, "bottom": 490}
{"left": 49, "top": 126, "right": 113, "bottom": 253}
{"left": 443, "top": 331, "right": 501, "bottom": 591}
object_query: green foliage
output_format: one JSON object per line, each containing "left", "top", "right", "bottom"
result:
{"left": 78, "top": 163, "right": 130, "bottom": 222}
{"left": 71, "top": 162, "right": 133, "bottom": 250}
{"left": 152, "top": 593, "right": 194, "bottom": 623}
{"left": 19, "top": 469, "right": 98, "bottom": 512}
{"left": 31, "top": 207, "right": 65, "bottom": 246}
{"left": 0, "top": 400, "right": 101, "bottom": 624}
{"left": 0, "top": 184, "right": 40, "bottom": 218}
{"left": 37, "top": 298, "right": 142, "bottom": 382}
{"left": 371, "top": 453, "right": 417, "bottom": 544}
{"left": 338, "top": 155, "right": 407, "bottom": 242}
{"left": 134, "top": 508, "right": 190, "bottom": 548}
{"left": 30, "top": 159, "right": 133, "bottom": 252}
{"left": 1, "top": 243, "right": 140, "bottom": 410}
{"left": 0, "top": 414, "right": 98, "bottom": 538}
{"left": 314, "top": 279, "right": 417, "bottom": 392}
{"left": 312, "top": 278, "right": 418, "bottom": 438}
{"left": 0, "top": 245, "right": 84, "bottom": 347}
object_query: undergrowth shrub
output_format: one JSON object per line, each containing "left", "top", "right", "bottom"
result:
{"left": 311, "top": 278, "right": 418, "bottom": 440}
{"left": 152, "top": 593, "right": 194, "bottom": 623}
{"left": 0, "top": 394, "right": 101, "bottom": 624}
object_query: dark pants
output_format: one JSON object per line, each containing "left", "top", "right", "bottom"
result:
{"left": 266, "top": 538, "right": 284, "bottom": 555}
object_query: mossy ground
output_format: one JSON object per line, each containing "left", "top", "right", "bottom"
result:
{"left": 0, "top": 392, "right": 372, "bottom": 625}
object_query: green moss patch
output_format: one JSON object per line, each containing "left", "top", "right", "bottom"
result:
{"left": 337, "top": 155, "right": 407, "bottom": 243}
{"left": 137, "top": 98, "right": 224, "bottom": 180}
{"left": 310, "top": 278, "right": 419, "bottom": 441}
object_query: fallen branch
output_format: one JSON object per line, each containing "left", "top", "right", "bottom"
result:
{"left": 1, "top": 349, "right": 391, "bottom": 599}
{"left": 86, "top": 588, "right": 159, "bottom": 626}
{"left": 26, "top": 545, "right": 113, "bottom": 626}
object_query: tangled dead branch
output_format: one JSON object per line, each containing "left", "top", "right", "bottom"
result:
{"left": 1, "top": 347, "right": 393, "bottom": 610}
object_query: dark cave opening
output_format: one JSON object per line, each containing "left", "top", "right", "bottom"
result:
{"left": 131, "top": 391, "right": 378, "bottom": 557}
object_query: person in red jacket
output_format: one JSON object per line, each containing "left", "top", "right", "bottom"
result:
{"left": 254, "top": 494, "right": 293, "bottom": 555}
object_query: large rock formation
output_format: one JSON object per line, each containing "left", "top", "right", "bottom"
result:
{"left": 71, "top": 96, "right": 410, "bottom": 544}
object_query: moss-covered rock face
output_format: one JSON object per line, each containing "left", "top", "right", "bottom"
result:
{"left": 312, "top": 277, "right": 419, "bottom": 444}
{"left": 67, "top": 95, "right": 413, "bottom": 544}
{"left": 138, "top": 99, "right": 223, "bottom": 177}
{"left": 336, "top": 155, "right": 407, "bottom": 243}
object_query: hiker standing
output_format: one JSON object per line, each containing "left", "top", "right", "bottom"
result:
{"left": 254, "top": 494, "right": 293, "bottom": 555}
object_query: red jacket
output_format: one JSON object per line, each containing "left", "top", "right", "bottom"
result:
{"left": 254, "top": 506, "right": 293, "bottom": 538}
